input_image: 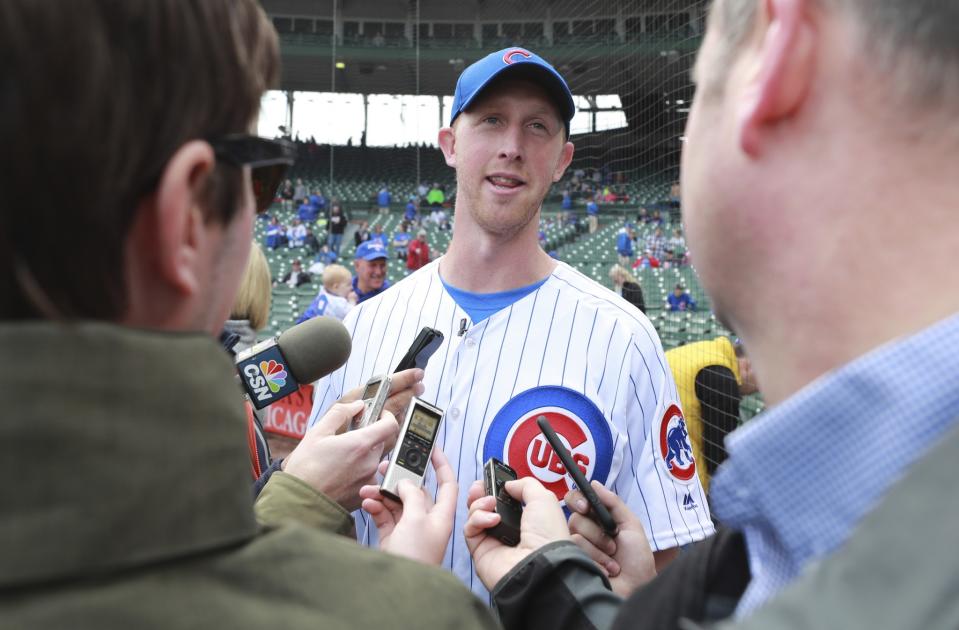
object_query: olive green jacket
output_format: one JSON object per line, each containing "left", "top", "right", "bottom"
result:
{"left": 0, "top": 323, "right": 497, "bottom": 629}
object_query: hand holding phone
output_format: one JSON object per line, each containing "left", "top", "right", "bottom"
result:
{"left": 537, "top": 415, "right": 618, "bottom": 537}
{"left": 380, "top": 397, "right": 444, "bottom": 502}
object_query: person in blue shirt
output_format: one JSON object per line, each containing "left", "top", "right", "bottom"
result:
{"left": 667, "top": 284, "right": 696, "bottom": 311}
{"left": 309, "top": 189, "right": 326, "bottom": 213}
{"left": 377, "top": 186, "right": 391, "bottom": 214}
{"left": 405, "top": 197, "right": 418, "bottom": 223}
{"left": 615, "top": 224, "right": 635, "bottom": 266}
{"left": 561, "top": 188, "right": 572, "bottom": 210}
{"left": 392, "top": 223, "right": 411, "bottom": 261}
{"left": 586, "top": 195, "right": 599, "bottom": 233}
{"left": 298, "top": 198, "right": 318, "bottom": 223}
{"left": 370, "top": 223, "right": 389, "bottom": 250}
{"left": 264, "top": 216, "right": 286, "bottom": 250}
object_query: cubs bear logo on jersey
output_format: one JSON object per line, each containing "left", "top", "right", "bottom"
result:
{"left": 483, "top": 386, "right": 613, "bottom": 502}
{"left": 657, "top": 403, "right": 697, "bottom": 483}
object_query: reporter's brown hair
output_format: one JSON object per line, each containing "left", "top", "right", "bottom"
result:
{"left": 0, "top": 0, "right": 279, "bottom": 320}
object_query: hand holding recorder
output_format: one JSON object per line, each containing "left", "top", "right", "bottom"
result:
{"left": 358, "top": 448, "right": 458, "bottom": 567}
{"left": 463, "top": 475, "right": 571, "bottom": 591}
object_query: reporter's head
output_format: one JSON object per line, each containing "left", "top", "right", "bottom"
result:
{"left": 0, "top": 0, "right": 279, "bottom": 333}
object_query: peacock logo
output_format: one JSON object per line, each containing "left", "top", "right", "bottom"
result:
{"left": 259, "top": 360, "right": 287, "bottom": 393}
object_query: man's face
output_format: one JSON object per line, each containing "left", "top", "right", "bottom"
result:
{"left": 440, "top": 78, "right": 573, "bottom": 238}
{"left": 354, "top": 257, "right": 387, "bottom": 292}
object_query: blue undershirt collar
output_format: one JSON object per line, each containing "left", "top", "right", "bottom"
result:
{"left": 440, "top": 274, "right": 548, "bottom": 324}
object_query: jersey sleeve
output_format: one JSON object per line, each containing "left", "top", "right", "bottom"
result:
{"left": 613, "top": 334, "right": 714, "bottom": 551}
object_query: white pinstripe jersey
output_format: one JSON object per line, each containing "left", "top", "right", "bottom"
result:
{"left": 308, "top": 259, "right": 714, "bottom": 600}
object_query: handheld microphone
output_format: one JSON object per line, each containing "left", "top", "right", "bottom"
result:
{"left": 236, "top": 316, "right": 352, "bottom": 409}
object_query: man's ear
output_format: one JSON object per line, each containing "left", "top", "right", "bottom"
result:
{"left": 738, "top": 0, "right": 816, "bottom": 157}
{"left": 553, "top": 140, "right": 575, "bottom": 182}
{"left": 149, "top": 140, "right": 217, "bottom": 296}
{"left": 438, "top": 126, "right": 457, "bottom": 168}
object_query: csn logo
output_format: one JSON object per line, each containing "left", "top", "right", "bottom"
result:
{"left": 243, "top": 360, "right": 288, "bottom": 402}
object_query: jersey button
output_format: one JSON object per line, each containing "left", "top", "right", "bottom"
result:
{"left": 450, "top": 407, "right": 461, "bottom": 420}
{"left": 465, "top": 338, "right": 477, "bottom": 348}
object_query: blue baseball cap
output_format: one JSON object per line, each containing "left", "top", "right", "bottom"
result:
{"left": 355, "top": 239, "right": 388, "bottom": 261}
{"left": 449, "top": 48, "right": 575, "bottom": 135}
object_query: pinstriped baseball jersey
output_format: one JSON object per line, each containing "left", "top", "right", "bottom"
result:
{"left": 308, "top": 258, "right": 714, "bottom": 600}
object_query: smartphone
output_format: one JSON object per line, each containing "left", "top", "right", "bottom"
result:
{"left": 380, "top": 397, "right": 444, "bottom": 502}
{"left": 394, "top": 327, "right": 444, "bottom": 373}
{"left": 353, "top": 374, "right": 391, "bottom": 429}
{"left": 537, "top": 415, "right": 619, "bottom": 538}
{"left": 484, "top": 458, "right": 523, "bottom": 546}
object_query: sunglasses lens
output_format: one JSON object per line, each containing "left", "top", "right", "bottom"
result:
{"left": 251, "top": 163, "right": 289, "bottom": 213}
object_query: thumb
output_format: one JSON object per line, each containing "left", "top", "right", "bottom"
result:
{"left": 353, "top": 412, "right": 401, "bottom": 450}
{"left": 590, "top": 481, "right": 634, "bottom": 526}
{"left": 313, "top": 400, "right": 365, "bottom": 437}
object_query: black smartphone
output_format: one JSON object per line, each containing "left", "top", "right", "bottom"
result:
{"left": 483, "top": 458, "right": 522, "bottom": 546}
{"left": 394, "top": 327, "right": 444, "bottom": 373}
{"left": 537, "top": 415, "right": 619, "bottom": 538}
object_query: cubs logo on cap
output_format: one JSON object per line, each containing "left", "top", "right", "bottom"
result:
{"left": 483, "top": 386, "right": 613, "bottom": 503}
{"left": 656, "top": 403, "right": 697, "bottom": 483}
{"left": 449, "top": 47, "right": 576, "bottom": 134}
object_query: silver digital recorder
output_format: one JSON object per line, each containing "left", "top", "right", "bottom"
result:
{"left": 354, "top": 374, "right": 391, "bottom": 429}
{"left": 380, "top": 397, "right": 444, "bottom": 501}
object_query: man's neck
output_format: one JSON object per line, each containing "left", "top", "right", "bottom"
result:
{"left": 441, "top": 209, "right": 556, "bottom": 293}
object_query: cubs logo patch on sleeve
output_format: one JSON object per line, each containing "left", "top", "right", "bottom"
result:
{"left": 657, "top": 403, "right": 698, "bottom": 483}
{"left": 483, "top": 386, "right": 613, "bottom": 502}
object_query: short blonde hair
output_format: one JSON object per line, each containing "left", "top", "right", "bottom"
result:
{"left": 322, "top": 263, "right": 352, "bottom": 290}
{"left": 609, "top": 264, "right": 637, "bottom": 285}
{"left": 230, "top": 243, "right": 271, "bottom": 330}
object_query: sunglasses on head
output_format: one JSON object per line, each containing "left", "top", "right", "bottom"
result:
{"left": 209, "top": 135, "right": 296, "bottom": 213}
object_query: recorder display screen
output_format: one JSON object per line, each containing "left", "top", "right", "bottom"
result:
{"left": 362, "top": 379, "right": 381, "bottom": 399}
{"left": 408, "top": 407, "right": 440, "bottom": 441}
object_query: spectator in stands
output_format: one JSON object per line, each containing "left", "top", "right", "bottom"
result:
{"left": 308, "top": 245, "right": 337, "bottom": 275}
{"left": 327, "top": 203, "right": 347, "bottom": 257}
{"left": 417, "top": 181, "right": 429, "bottom": 200}
{"left": 615, "top": 224, "right": 635, "bottom": 267}
{"left": 407, "top": 229, "right": 430, "bottom": 272}
{"left": 561, "top": 188, "right": 573, "bottom": 210}
{"left": 637, "top": 206, "right": 650, "bottom": 224}
{"left": 288, "top": 218, "right": 307, "bottom": 248}
{"left": 650, "top": 209, "right": 665, "bottom": 225}
{"left": 277, "top": 259, "right": 312, "bottom": 288}
{"left": 405, "top": 196, "right": 419, "bottom": 224}
{"left": 377, "top": 185, "right": 391, "bottom": 214}
{"left": 586, "top": 194, "right": 599, "bottom": 233}
{"left": 667, "top": 283, "right": 696, "bottom": 311}
{"left": 427, "top": 182, "right": 445, "bottom": 207}
{"left": 603, "top": 185, "right": 617, "bottom": 203}
{"left": 609, "top": 264, "right": 646, "bottom": 314}
{"left": 303, "top": 227, "right": 320, "bottom": 254}
{"left": 298, "top": 196, "right": 319, "bottom": 223}
{"left": 297, "top": 264, "right": 356, "bottom": 323}
{"left": 280, "top": 179, "right": 294, "bottom": 210}
{"left": 310, "top": 188, "right": 327, "bottom": 214}
{"left": 436, "top": 209, "right": 451, "bottom": 231}
{"left": 633, "top": 249, "right": 661, "bottom": 269}
{"left": 293, "top": 177, "right": 308, "bottom": 204}
{"left": 393, "top": 223, "right": 412, "bottom": 261}
{"left": 646, "top": 226, "right": 667, "bottom": 260}
{"left": 665, "top": 337, "right": 758, "bottom": 493}
{"left": 354, "top": 220, "right": 371, "bottom": 248}
{"left": 667, "top": 227, "right": 687, "bottom": 264}
{"left": 352, "top": 240, "right": 391, "bottom": 302}
{"left": 371, "top": 223, "right": 389, "bottom": 249}
{"left": 265, "top": 216, "right": 286, "bottom": 249}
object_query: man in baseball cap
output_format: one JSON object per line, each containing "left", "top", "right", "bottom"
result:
{"left": 352, "top": 239, "right": 390, "bottom": 303}
{"left": 313, "top": 46, "right": 703, "bottom": 601}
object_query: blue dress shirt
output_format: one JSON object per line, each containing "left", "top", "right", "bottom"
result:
{"left": 711, "top": 312, "right": 959, "bottom": 617}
